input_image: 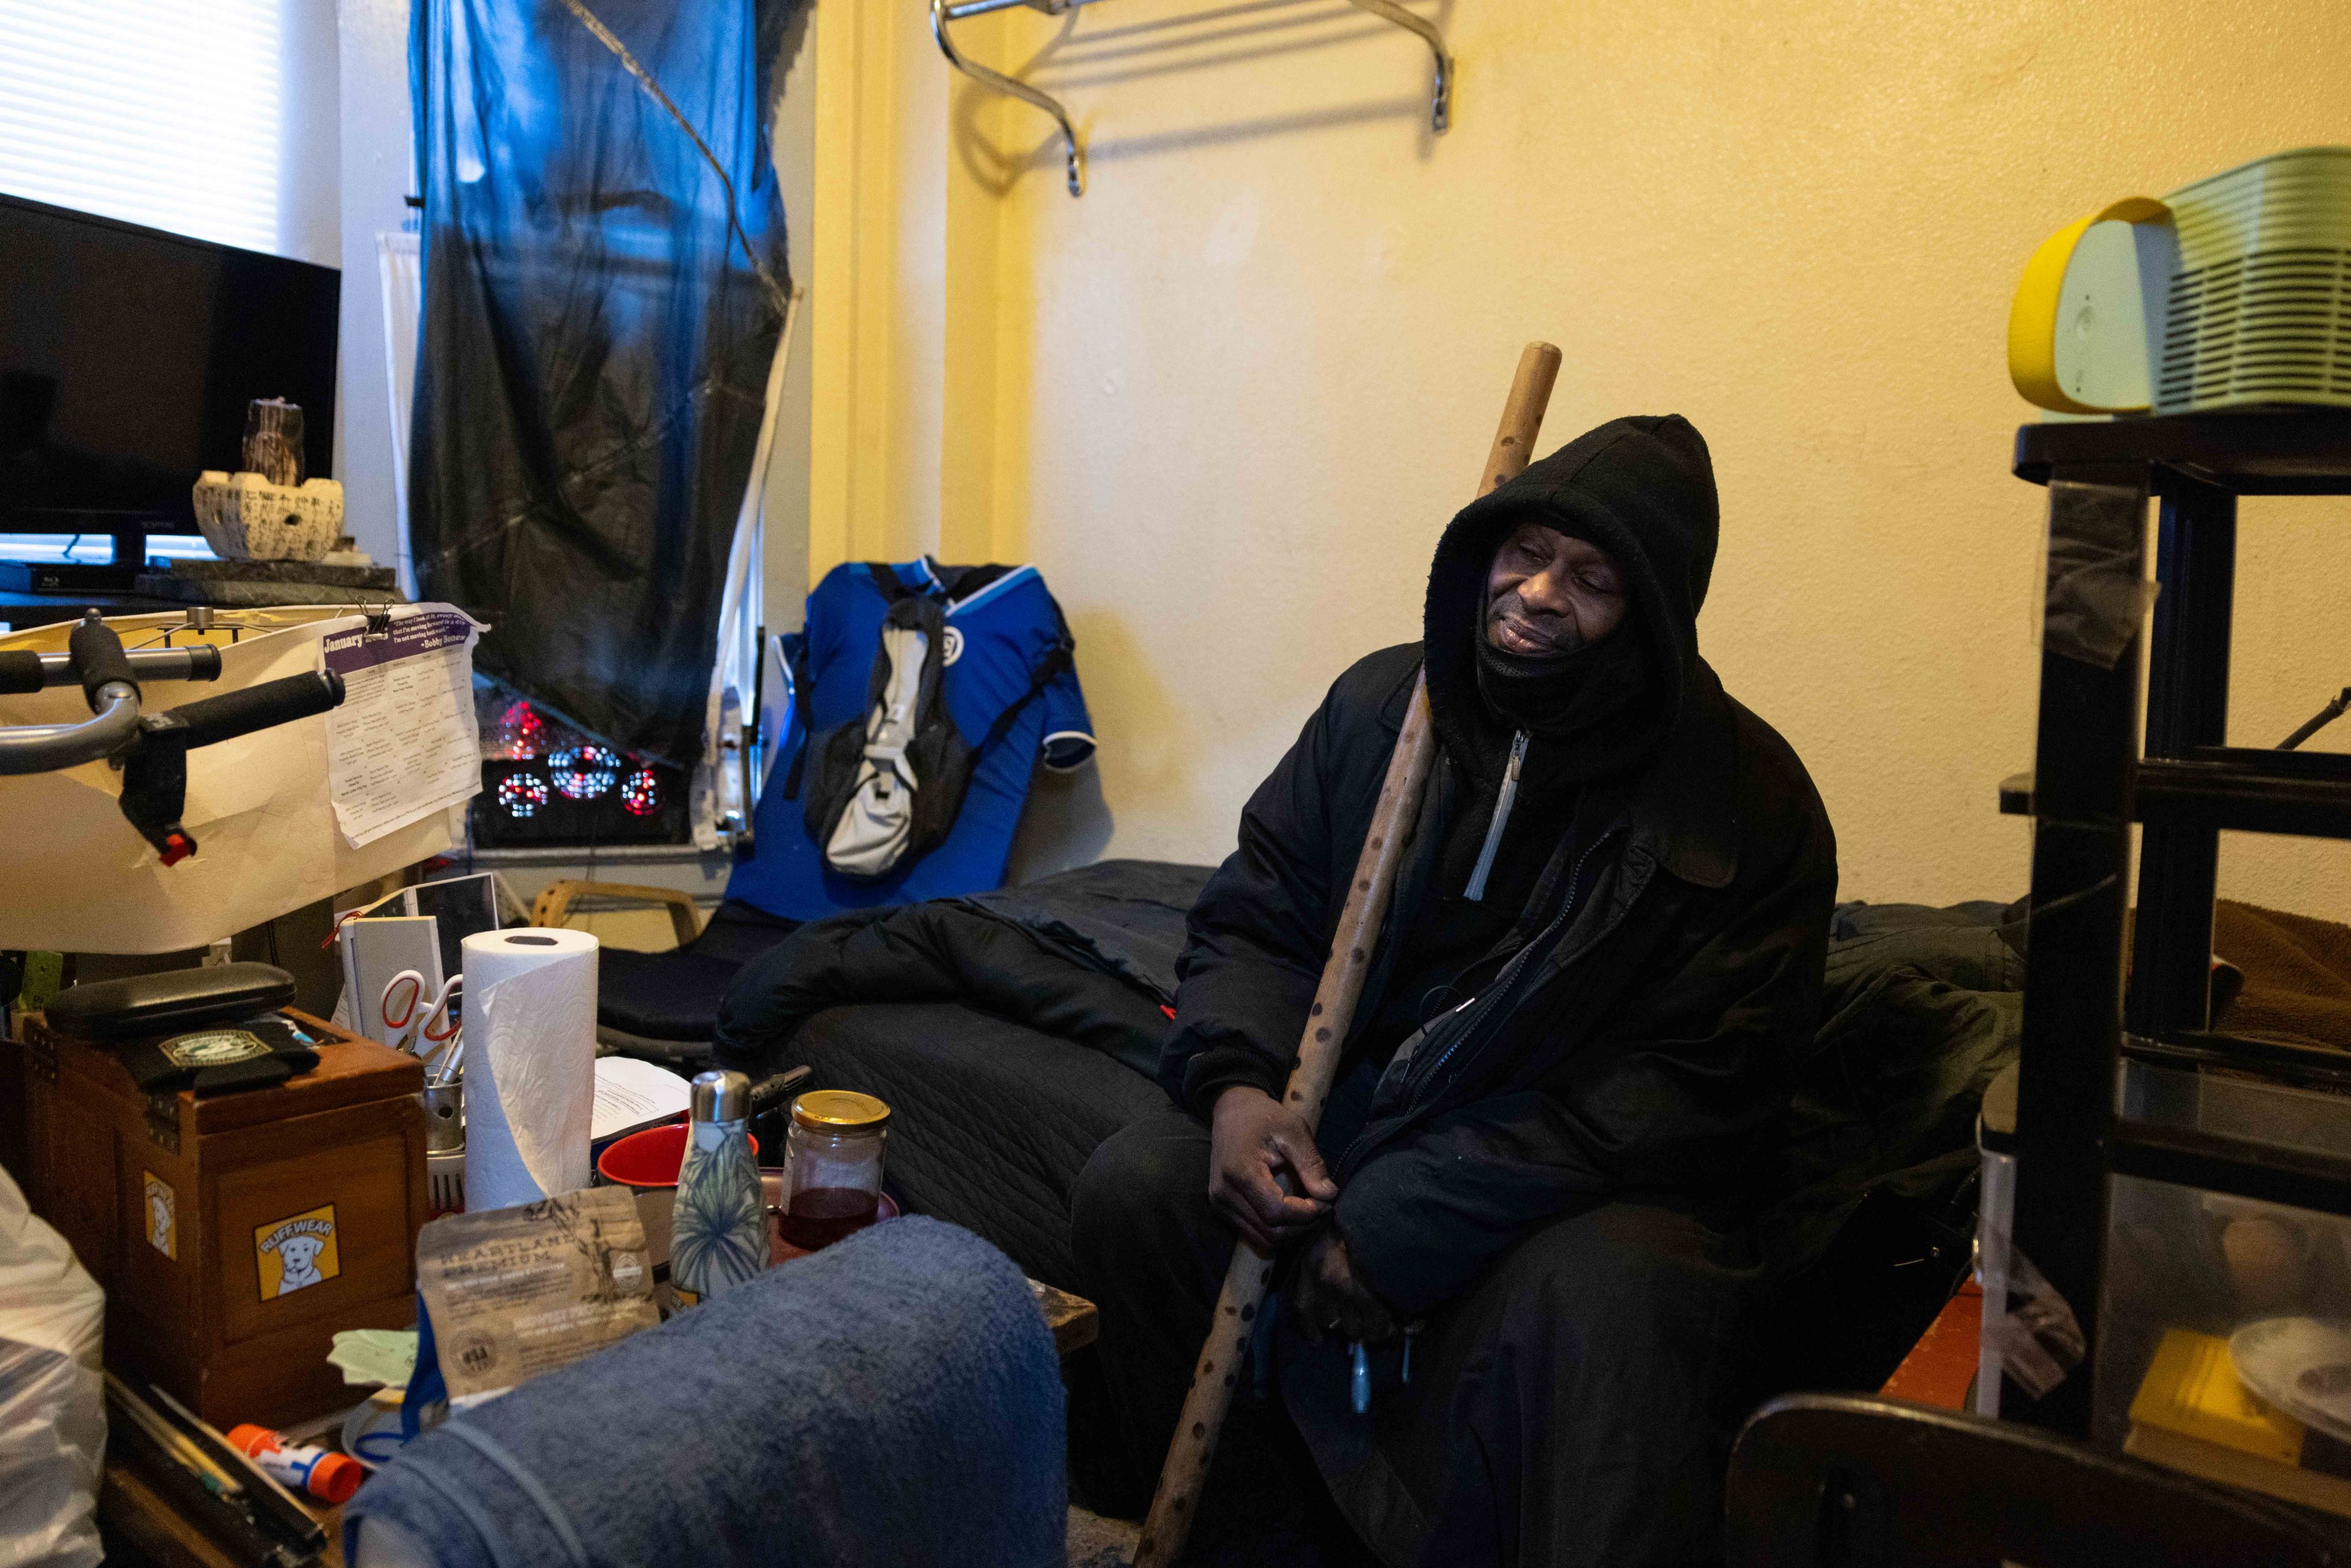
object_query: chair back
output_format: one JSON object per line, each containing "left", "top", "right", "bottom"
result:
{"left": 1726, "top": 1394, "right": 2341, "bottom": 1567}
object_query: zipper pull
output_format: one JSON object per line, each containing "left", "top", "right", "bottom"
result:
{"left": 1462, "top": 731, "right": 1528, "bottom": 902}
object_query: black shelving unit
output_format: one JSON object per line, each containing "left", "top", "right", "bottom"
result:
{"left": 2003, "top": 410, "right": 2351, "bottom": 1437}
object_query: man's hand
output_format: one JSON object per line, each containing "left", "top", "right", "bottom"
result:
{"left": 1209, "top": 1086, "right": 1338, "bottom": 1252}
{"left": 1289, "top": 1229, "right": 1399, "bottom": 1346}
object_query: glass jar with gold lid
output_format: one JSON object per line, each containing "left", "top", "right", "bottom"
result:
{"left": 778, "top": 1090, "right": 890, "bottom": 1253}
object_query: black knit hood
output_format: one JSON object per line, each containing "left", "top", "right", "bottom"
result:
{"left": 1422, "top": 414, "right": 1720, "bottom": 786}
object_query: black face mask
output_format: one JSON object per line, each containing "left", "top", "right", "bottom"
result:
{"left": 1471, "top": 605, "right": 1667, "bottom": 784}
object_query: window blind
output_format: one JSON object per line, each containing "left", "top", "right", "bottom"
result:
{"left": 0, "top": 0, "right": 286, "bottom": 255}
{"left": 0, "top": 1, "right": 297, "bottom": 580}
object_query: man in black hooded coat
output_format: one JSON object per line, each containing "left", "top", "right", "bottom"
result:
{"left": 1070, "top": 415, "right": 1837, "bottom": 1566}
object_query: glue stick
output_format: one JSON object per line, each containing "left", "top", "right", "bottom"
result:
{"left": 225, "top": 1423, "right": 363, "bottom": 1504}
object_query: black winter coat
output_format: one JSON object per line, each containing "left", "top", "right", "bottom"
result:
{"left": 1160, "top": 415, "right": 1837, "bottom": 1322}
{"left": 1162, "top": 647, "right": 1835, "bottom": 1318}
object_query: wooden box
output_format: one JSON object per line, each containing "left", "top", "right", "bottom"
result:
{"left": 23, "top": 1010, "right": 427, "bottom": 1428}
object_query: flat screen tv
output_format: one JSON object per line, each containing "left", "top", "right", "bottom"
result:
{"left": 0, "top": 193, "right": 339, "bottom": 554}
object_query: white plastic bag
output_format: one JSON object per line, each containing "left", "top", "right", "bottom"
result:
{"left": 0, "top": 1168, "right": 104, "bottom": 1568}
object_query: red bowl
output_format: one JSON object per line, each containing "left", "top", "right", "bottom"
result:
{"left": 596, "top": 1121, "right": 758, "bottom": 1188}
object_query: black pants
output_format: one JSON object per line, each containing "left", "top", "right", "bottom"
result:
{"left": 1070, "top": 1106, "right": 1760, "bottom": 1568}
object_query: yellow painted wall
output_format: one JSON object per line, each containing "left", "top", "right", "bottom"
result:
{"left": 821, "top": 1, "right": 2351, "bottom": 917}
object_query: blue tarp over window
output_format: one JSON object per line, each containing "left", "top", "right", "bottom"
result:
{"left": 409, "top": 0, "right": 794, "bottom": 765}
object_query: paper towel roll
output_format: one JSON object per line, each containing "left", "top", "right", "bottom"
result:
{"left": 462, "top": 927, "right": 598, "bottom": 1212}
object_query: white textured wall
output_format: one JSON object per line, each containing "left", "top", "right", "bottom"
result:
{"left": 334, "top": 0, "right": 414, "bottom": 572}
{"left": 279, "top": 1, "right": 343, "bottom": 270}
{"left": 283, "top": 0, "right": 345, "bottom": 485}
{"left": 980, "top": 0, "right": 2351, "bottom": 917}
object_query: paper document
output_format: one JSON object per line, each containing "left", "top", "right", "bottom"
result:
{"left": 593, "top": 1056, "right": 694, "bottom": 1143}
{"left": 324, "top": 608, "right": 486, "bottom": 848}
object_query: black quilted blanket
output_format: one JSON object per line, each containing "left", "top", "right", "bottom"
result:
{"left": 714, "top": 859, "right": 1208, "bottom": 1082}
{"left": 713, "top": 861, "right": 1210, "bottom": 1286}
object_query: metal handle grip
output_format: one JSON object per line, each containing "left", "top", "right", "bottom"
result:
{"left": 150, "top": 671, "right": 345, "bottom": 751}
{"left": 2, "top": 645, "right": 226, "bottom": 696}
{"left": 36, "top": 648, "right": 222, "bottom": 691}
{"left": 0, "top": 686, "right": 141, "bottom": 775}
{"left": 67, "top": 612, "right": 136, "bottom": 711}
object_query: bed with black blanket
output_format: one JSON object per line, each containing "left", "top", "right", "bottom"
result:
{"left": 713, "top": 861, "right": 1207, "bottom": 1288}
{"left": 711, "top": 858, "right": 2032, "bottom": 1393}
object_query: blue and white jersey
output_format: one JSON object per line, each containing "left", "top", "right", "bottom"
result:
{"left": 729, "top": 558, "right": 1095, "bottom": 920}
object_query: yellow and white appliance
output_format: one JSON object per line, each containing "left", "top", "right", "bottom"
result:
{"left": 2010, "top": 146, "right": 2351, "bottom": 417}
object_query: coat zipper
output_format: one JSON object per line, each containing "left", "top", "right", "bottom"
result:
{"left": 1337, "top": 825, "right": 1623, "bottom": 1176}
{"left": 1413, "top": 826, "right": 1619, "bottom": 1098}
{"left": 1461, "top": 730, "right": 1528, "bottom": 902}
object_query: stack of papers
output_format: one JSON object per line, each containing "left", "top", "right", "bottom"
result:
{"left": 323, "top": 609, "right": 486, "bottom": 849}
{"left": 592, "top": 1057, "right": 694, "bottom": 1144}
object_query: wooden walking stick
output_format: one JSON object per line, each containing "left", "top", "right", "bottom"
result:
{"left": 1133, "top": 340, "right": 1564, "bottom": 1568}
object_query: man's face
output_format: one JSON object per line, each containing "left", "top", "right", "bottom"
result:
{"left": 1485, "top": 520, "right": 1629, "bottom": 656}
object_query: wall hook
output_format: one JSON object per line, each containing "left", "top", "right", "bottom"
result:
{"left": 931, "top": 0, "right": 1452, "bottom": 199}
{"left": 932, "top": 0, "right": 1094, "bottom": 198}
{"left": 1345, "top": 0, "right": 1451, "bottom": 133}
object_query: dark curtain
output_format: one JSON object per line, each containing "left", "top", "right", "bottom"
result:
{"left": 409, "top": 0, "right": 793, "bottom": 765}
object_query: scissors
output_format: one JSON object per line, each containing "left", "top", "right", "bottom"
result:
{"left": 379, "top": 970, "right": 462, "bottom": 1059}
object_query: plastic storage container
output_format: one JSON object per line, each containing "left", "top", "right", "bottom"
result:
{"left": 1981, "top": 1045, "right": 2351, "bottom": 1447}
{"left": 2098, "top": 1051, "right": 2351, "bottom": 1449}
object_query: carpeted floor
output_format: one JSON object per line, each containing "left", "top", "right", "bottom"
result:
{"left": 1067, "top": 1507, "right": 1141, "bottom": 1568}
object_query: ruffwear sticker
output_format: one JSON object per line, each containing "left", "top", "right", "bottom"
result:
{"left": 255, "top": 1204, "right": 340, "bottom": 1299}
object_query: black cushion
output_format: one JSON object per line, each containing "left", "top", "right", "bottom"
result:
{"left": 596, "top": 900, "right": 799, "bottom": 1044}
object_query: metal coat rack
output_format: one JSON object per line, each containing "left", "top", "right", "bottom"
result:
{"left": 931, "top": 0, "right": 1452, "bottom": 197}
